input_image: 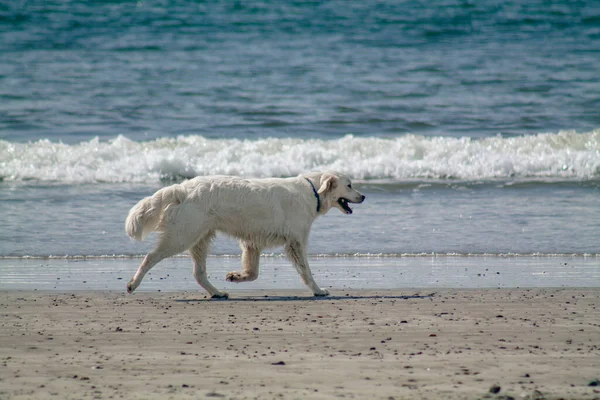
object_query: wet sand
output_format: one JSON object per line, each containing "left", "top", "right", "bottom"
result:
{"left": 2, "top": 256, "right": 599, "bottom": 292}
{"left": 1, "top": 289, "right": 599, "bottom": 400}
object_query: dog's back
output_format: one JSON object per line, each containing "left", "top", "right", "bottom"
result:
{"left": 126, "top": 175, "right": 314, "bottom": 246}
{"left": 184, "top": 176, "right": 314, "bottom": 245}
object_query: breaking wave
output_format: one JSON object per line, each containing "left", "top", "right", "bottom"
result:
{"left": 1, "top": 130, "right": 599, "bottom": 184}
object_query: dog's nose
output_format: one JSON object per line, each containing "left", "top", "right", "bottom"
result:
{"left": 360, "top": 194, "right": 366, "bottom": 202}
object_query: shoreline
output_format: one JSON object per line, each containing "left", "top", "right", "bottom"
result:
{"left": 1, "top": 256, "right": 599, "bottom": 293}
{"left": 1, "top": 288, "right": 599, "bottom": 400}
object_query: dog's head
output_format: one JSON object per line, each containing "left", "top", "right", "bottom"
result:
{"left": 317, "top": 171, "right": 365, "bottom": 214}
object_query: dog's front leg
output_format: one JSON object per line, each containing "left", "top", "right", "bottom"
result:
{"left": 226, "top": 243, "right": 261, "bottom": 283}
{"left": 285, "top": 241, "right": 329, "bottom": 297}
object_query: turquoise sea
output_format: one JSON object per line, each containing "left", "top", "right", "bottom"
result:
{"left": 0, "top": 1, "right": 599, "bottom": 290}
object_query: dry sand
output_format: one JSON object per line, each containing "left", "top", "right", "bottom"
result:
{"left": 1, "top": 289, "right": 598, "bottom": 400}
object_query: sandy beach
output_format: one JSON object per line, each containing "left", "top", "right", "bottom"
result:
{"left": 1, "top": 288, "right": 598, "bottom": 400}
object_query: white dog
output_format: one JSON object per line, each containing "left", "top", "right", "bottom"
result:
{"left": 125, "top": 171, "right": 365, "bottom": 298}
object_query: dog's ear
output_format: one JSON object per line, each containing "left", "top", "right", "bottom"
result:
{"left": 318, "top": 173, "right": 338, "bottom": 195}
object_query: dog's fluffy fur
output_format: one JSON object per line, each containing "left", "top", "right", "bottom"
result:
{"left": 125, "top": 171, "right": 365, "bottom": 298}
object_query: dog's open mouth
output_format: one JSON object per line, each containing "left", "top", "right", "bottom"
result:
{"left": 338, "top": 198, "right": 353, "bottom": 214}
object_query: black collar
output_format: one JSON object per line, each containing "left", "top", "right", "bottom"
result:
{"left": 305, "top": 178, "right": 321, "bottom": 213}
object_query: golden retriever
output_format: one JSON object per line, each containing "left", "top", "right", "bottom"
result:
{"left": 125, "top": 171, "right": 365, "bottom": 298}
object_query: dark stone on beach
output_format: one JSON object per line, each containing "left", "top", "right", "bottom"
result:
{"left": 496, "top": 315, "right": 504, "bottom": 318}
{"left": 530, "top": 390, "right": 545, "bottom": 400}
{"left": 205, "top": 392, "right": 225, "bottom": 397}
{"left": 589, "top": 379, "right": 600, "bottom": 386}
{"left": 271, "top": 361, "right": 286, "bottom": 366}
{"left": 489, "top": 384, "right": 501, "bottom": 394}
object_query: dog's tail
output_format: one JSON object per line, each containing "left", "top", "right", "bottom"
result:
{"left": 125, "top": 185, "right": 188, "bottom": 241}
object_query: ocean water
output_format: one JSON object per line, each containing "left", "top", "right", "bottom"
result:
{"left": 1, "top": 1, "right": 599, "bottom": 288}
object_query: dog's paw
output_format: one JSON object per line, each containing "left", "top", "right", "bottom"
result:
{"left": 126, "top": 281, "right": 136, "bottom": 294}
{"left": 211, "top": 292, "right": 229, "bottom": 300}
{"left": 314, "top": 289, "right": 330, "bottom": 297}
{"left": 225, "top": 271, "right": 242, "bottom": 282}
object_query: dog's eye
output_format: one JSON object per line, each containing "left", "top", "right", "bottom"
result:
{"left": 347, "top": 184, "right": 352, "bottom": 189}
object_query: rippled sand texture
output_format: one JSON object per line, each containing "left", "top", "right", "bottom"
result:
{"left": 1, "top": 289, "right": 598, "bottom": 399}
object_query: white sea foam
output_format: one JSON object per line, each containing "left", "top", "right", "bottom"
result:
{"left": 1, "top": 130, "right": 599, "bottom": 183}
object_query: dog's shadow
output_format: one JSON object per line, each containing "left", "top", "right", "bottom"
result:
{"left": 176, "top": 293, "right": 435, "bottom": 303}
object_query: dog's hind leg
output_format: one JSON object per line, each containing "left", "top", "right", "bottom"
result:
{"left": 127, "top": 233, "right": 195, "bottom": 294}
{"left": 190, "top": 232, "right": 228, "bottom": 299}
{"left": 285, "top": 240, "right": 329, "bottom": 297}
{"left": 226, "top": 241, "right": 261, "bottom": 283}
